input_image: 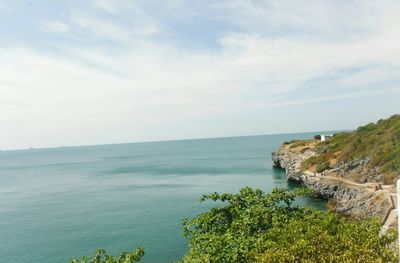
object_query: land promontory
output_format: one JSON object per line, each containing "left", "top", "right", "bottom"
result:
{"left": 272, "top": 114, "right": 400, "bottom": 232}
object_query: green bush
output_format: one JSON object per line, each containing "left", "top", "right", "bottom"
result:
{"left": 180, "top": 187, "right": 398, "bottom": 263}
{"left": 257, "top": 212, "right": 397, "bottom": 263}
{"left": 316, "top": 162, "right": 330, "bottom": 173}
{"left": 69, "top": 248, "right": 144, "bottom": 263}
{"left": 300, "top": 147, "right": 310, "bottom": 153}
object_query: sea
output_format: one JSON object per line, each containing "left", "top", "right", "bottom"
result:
{"left": 0, "top": 133, "right": 326, "bottom": 263}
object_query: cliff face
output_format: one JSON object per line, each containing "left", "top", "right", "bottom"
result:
{"left": 272, "top": 144, "right": 397, "bottom": 230}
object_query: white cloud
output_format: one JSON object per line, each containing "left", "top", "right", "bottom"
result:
{"left": 207, "top": 0, "right": 397, "bottom": 40}
{"left": 2, "top": 19, "right": 400, "bottom": 148}
{"left": 40, "top": 21, "right": 70, "bottom": 33}
{"left": 71, "top": 11, "right": 162, "bottom": 40}
{"left": 72, "top": 13, "right": 129, "bottom": 40}
{"left": 1, "top": 0, "right": 400, "bottom": 149}
{"left": 92, "top": 0, "right": 133, "bottom": 13}
{"left": 338, "top": 66, "right": 400, "bottom": 88}
{"left": 136, "top": 23, "right": 161, "bottom": 37}
{"left": 255, "top": 87, "right": 400, "bottom": 110}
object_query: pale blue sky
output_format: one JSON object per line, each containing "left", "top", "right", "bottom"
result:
{"left": 0, "top": 0, "right": 400, "bottom": 150}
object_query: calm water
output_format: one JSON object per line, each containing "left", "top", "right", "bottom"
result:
{"left": 0, "top": 133, "right": 326, "bottom": 263}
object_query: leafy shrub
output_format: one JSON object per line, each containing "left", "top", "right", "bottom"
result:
{"left": 69, "top": 248, "right": 144, "bottom": 263}
{"left": 314, "top": 135, "right": 321, "bottom": 140}
{"left": 257, "top": 212, "right": 397, "bottom": 263}
{"left": 180, "top": 187, "right": 397, "bottom": 263}
{"left": 316, "top": 162, "right": 330, "bottom": 173}
{"left": 300, "top": 147, "right": 310, "bottom": 153}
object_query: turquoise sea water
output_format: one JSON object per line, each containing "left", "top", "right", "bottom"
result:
{"left": 0, "top": 133, "right": 326, "bottom": 263}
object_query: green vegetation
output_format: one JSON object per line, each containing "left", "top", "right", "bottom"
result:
{"left": 68, "top": 186, "right": 398, "bottom": 262}
{"left": 314, "top": 134, "right": 321, "bottom": 140}
{"left": 301, "top": 114, "right": 400, "bottom": 181}
{"left": 300, "top": 146, "right": 310, "bottom": 154}
{"left": 288, "top": 140, "right": 308, "bottom": 149}
{"left": 316, "top": 161, "right": 331, "bottom": 173}
{"left": 180, "top": 187, "right": 398, "bottom": 263}
{"left": 69, "top": 248, "right": 144, "bottom": 263}
{"left": 67, "top": 114, "right": 400, "bottom": 262}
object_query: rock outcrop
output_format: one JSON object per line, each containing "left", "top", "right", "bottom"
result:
{"left": 272, "top": 144, "right": 397, "bottom": 228}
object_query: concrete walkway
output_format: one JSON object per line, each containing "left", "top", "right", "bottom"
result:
{"left": 302, "top": 170, "right": 397, "bottom": 232}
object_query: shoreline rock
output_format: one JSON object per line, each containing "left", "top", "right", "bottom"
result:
{"left": 272, "top": 144, "right": 397, "bottom": 230}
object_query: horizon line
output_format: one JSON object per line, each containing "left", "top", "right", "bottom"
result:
{"left": 1, "top": 129, "right": 350, "bottom": 152}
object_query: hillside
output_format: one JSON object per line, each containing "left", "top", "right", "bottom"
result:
{"left": 272, "top": 115, "right": 400, "bottom": 226}
{"left": 297, "top": 114, "right": 400, "bottom": 184}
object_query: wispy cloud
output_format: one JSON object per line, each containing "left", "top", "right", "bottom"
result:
{"left": 72, "top": 13, "right": 130, "bottom": 40}
{"left": 258, "top": 86, "right": 400, "bottom": 110}
{"left": 40, "top": 21, "right": 70, "bottom": 33}
{"left": 92, "top": 0, "right": 133, "bottom": 13}
{"left": 0, "top": 0, "right": 400, "bottom": 149}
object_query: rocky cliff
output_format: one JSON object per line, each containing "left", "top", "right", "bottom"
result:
{"left": 272, "top": 143, "right": 397, "bottom": 231}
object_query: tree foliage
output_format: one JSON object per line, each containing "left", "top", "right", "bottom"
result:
{"left": 69, "top": 247, "right": 144, "bottom": 263}
{"left": 314, "top": 135, "right": 321, "bottom": 140}
{"left": 180, "top": 187, "right": 398, "bottom": 263}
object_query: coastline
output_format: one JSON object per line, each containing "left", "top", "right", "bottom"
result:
{"left": 271, "top": 143, "right": 398, "bottom": 232}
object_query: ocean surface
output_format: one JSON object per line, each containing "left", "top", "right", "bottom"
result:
{"left": 0, "top": 133, "right": 326, "bottom": 263}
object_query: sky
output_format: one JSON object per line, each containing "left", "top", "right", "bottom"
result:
{"left": 0, "top": 0, "right": 400, "bottom": 150}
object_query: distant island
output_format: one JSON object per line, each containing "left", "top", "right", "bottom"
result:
{"left": 272, "top": 114, "right": 400, "bottom": 232}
